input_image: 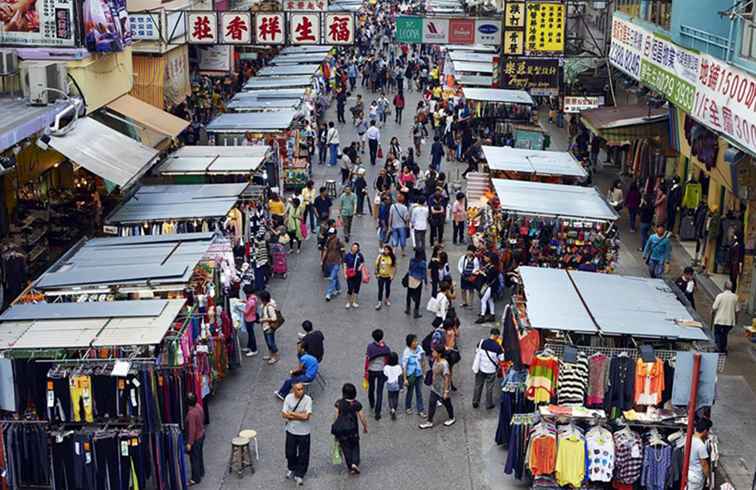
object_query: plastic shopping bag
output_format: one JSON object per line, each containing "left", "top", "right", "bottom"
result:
{"left": 331, "top": 438, "right": 343, "bottom": 465}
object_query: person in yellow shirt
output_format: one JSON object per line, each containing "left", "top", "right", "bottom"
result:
{"left": 432, "top": 85, "right": 442, "bottom": 100}
{"left": 301, "top": 180, "right": 317, "bottom": 234}
{"left": 374, "top": 245, "right": 396, "bottom": 310}
{"left": 268, "top": 192, "right": 286, "bottom": 227}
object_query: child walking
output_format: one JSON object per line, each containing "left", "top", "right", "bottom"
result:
{"left": 383, "top": 352, "right": 403, "bottom": 420}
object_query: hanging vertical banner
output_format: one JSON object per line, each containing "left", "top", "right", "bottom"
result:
{"left": 502, "top": 1, "right": 525, "bottom": 55}
{"left": 187, "top": 12, "right": 218, "bottom": 44}
{"left": 525, "top": 1, "right": 565, "bottom": 54}
{"left": 289, "top": 12, "right": 320, "bottom": 44}
{"left": 255, "top": 12, "right": 285, "bottom": 44}
{"left": 422, "top": 17, "right": 449, "bottom": 44}
{"left": 220, "top": 12, "right": 251, "bottom": 44}
{"left": 325, "top": 13, "right": 355, "bottom": 45}
{"left": 503, "top": 31, "right": 524, "bottom": 55}
{"left": 449, "top": 18, "right": 475, "bottom": 44}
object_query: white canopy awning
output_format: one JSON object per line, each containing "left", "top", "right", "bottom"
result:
{"left": 483, "top": 146, "right": 586, "bottom": 178}
{"left": 49, "top": 117, "right": 159, "bottom": 189}
{"left": 462, "top": 87, "right": 534, "bottom": 105}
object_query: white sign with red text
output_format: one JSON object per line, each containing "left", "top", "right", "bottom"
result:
{"left": 325, "top": 14, "right": 355, "bottom": 45}
{"left": 255, "top": 13, "right": 285, "bottom": 44}
{"left": 220, "top": 12, "right": 251, "bottom": 44}
{"left": 289, "top": 13, "right": 320, "bottom": 44}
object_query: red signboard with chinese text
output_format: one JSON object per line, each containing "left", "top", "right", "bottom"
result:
{"left": 289, "top": 12, "right": 320, "bottom": 45}
{"left": 255, "top": 13, "right": 286, "bottom": 44}
{"left": 220, "top": 12, "right": 251, "bottom": 44}
{"left": 325, "top": 13, "right": 355, "bottom": 45}
{"left": 187, "top": 12, "right": 218, "bottom": 44}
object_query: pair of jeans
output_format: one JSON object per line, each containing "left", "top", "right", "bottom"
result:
{"left": 387, "top": 389, "right": 399, "bottom": 411}
{"left": 318, "top": 143, "right": 327, "bottom": 165}
{"left": 368, "top": 138, "right": 378, "bottom": 166}
{"left": 244, "top": 319, "right": 258, "bottom": 352}
{"left": 279, "top": 374, "right": 314, "bottom": 396}
{"left": 285, "top": 432, "right": 311, "bottom": 478}
{"left": 189, "top": 436, "right": 205, "bottom": 483}
{"left": 367, "top": 370, "right": 386, "bottom": 416}
{"left": 329, "top": 143, "right": 339, "bottom": 166}
{"left": 714, "top": 324, "right": 733, "bottom": 353}
{"left": 430, "top": 221, "right": 444, "bottom": 244}
{"left": 405, "top": 376, "right": 425, "bottom": 412}
{"left": 481, "top": 286, "right": 495, "bottom": 316}
{"left": 640, "top": 222, "right": 652, "bottom": 251}
{"left": 391, "top": 227, "right": 407, "bottom": 249}
{"left": 453, "top": 221, "right": 465, "bottom": 244}
{"left": 628, "top": 207, "right": 638, "bottom": 230}
{"left": 377, "top": 277, "right": 391, "bottom": 301}
{"left": 264, "top": 330, "right": 278, "bottom": 354}
{"left": 406, "top": 286, "right": 421, "bottom": 314}
{"left": 413, "top": 229, "right": 426, "bottom": 249}
{"left": 338, "top": 435, "right": 360, "bottom": 469}
{"left": 472, "top": 371, "right": 497, "bottom": 408}
{"left": 341, "top": 215, "right": 353, "bottom": 239}
{"left": 305, "top": 204, "right": 317, "bottom": 232}
{"left": 647, "top": 258, "right": 664, "bottom": 278}
{"left": 395, "top": 107, "right": 403, "bottom": 123}
{"left": 326, "top": 263, "right": 341, "bottom": 297}
{"left": 427, "top": 390, "right": 453, "bottom": 423}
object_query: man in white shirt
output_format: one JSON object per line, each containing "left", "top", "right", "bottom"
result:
{"left": 282, "top": 382, "right": 312, "bottom": 486}
{"left": 472, "top": 328, "right": 504, "bottom": 410}
{"left": 687, "top": 418, "right": 712, "bottom": 490}
{"left": 712, "top": 281, "right": 739, "bottom": 353}
{"left": 365, "top": 120, "right": 381, "bottom": 166}
{"left": 326, "top": 121, "right": 340, "bottom": 167}
{"left": 410, "top": 201, "right": 429, "bottom": 250}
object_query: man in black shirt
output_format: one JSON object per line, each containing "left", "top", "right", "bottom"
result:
{"left": 313, "top": 187, "right": 333, "bottom": 225}
{"left": 299, "top": 321, "right": 324, "bottom": 362}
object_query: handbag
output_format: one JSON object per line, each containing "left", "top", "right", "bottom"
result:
{"left": 270, "top": 308, "right": 285, "bottom": 331}
{"left": 300, "top": 221, "right": 308, "bottom": 240}
{"left": 426, "top": 296, "right": 440, "bottom": 313}
{"left": 361, "top": 265, "right": 370, "bottom": 284}
{"left": 423, "top": 368, "right": 433, "bottom": 386}
{"left": 377, "top": 146, "right": 384, "bottom": 159}
{"left": 471, "top": 343, "right": 481, "bottom": 374}
{"left": 346, "top": 267, "right": 358, "bottom": 279}
{"left": 401, "top": 272, "right": 409, "bottom": 288}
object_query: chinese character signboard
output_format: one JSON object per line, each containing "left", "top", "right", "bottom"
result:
{"left": 130, "top": 13, "right": 161, "bottom": 41}
{"left": 608, "top": 15, "right": 643, "bottom": 80}
{"left": 289, "top": 12, "right": 319, "bottom": 44}
{"left": 220, "top": 12, "right": 251, "bottom": 44}
{"left": 0, "top": 0, "right": 78, "bottom": 47}
{"left": 199, "top": 45, "right": 232, "bottom": 71}
{"left": 188, "top": 12, "right": 217, "bottom": 44}
{"left": 255, "top": 13, "right": 285, "bottom": 44}
{"left": 525, "top": 1, "right": 565, "bottom": 54}
{"left": 502, "top": 1, "right": 525, "bottom": 55}
{"left": 284, "top": 0, "right": 326, "bottom": 11}
{"left": 563, "top": 96, "right": 604, "bottom": 113}
{"left": 395, "top": 16, "right": 423, "bottom": 43}
{"left": 325, "top": 13, "right": 354, "bottom": 44}
{"left": 501, "top": 57, "right": 560, "bottom": 96}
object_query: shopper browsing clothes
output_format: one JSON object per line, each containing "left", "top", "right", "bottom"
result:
{"left": 185, "top": 393, "right": 205, "bottom": 486}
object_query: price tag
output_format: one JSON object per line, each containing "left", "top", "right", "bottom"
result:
{"left": 74, "top": 442, "right": 80, "bottom": 455}
{"left": 631, "top": 444, "right": 641, "bottom": 458}
{"left": 121, "top": 441, "right": 129, "bottom": 456}
{"left": 47, "top": 390, "right": 55, "bottom": 408}
{"left": 47, "top": 381, "right": 54, "bottom": 390}
{"left": 130, "top": 388, "right": 138, "bottom": 407}
{"left": 132, "top": 378, "right": 141, "bottom": 388}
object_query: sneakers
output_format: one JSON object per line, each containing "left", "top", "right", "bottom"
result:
{"left": 413, "top": 312, "right": 422, "bottom": 319}
{"left": 325, "top": 294, "right": 331, "bottom": 302}
{"left": 294, "top": 476, "right": 304, "bottom": 486}
{"left": 286, "top": 470, "right": 294, "bottom": 480}
{"left": 390, "top": 409, "right": 396, "bottom": 420}
{"left": 345, "top": 302, "right": 351, "bottom": 309}
{"left": 418, "top": 422, "right": 433, "bottom": 429}
{"left": 406, "top": 408, "right": 413, "bottom": 415}
{"left": 263, "top": 355, "right": 271, "bottom": 360}
{"left": 385, "top": 299, "right": 391, "bottom": 306}
{"left": 352, "top": 302, "right": 359, "bottom": 308}
{"left": 418, "top": 411, "right": 427, "bottom": 418}
{"left": 245, "top": 350, "right": 259, "bottom": 357}
{"left": 274, "top": 391, "right": 284, "bottom": 401}
{"left": 474, "top": 316, "right": 487, "bottom": 324}
{"left": 485, "top": 314, "right": 497, "bottom": 323}
{"left": 444, "top": 418, "right": 456, "bottom": 427}
{"left": 375, "top": 302, "right": 382, "bottom": 310}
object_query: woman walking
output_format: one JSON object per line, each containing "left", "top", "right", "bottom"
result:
{"left": 625, "top": 181, "right": 641, "bottom": 232}
{"left": 428, "top": 245, "right": 450, "bottom": 298}
{"left": 343, "top": 242, "right": 366, "bottom": 309}
{"left": 332, "top": 383, "right": 368, "bottom": 475}
{"left": 241, "top": 285, "right": 258, "bottom": 357}
{"left": 285, "top": 197, "right": 304, "bottom": 253}
{"left": 404, "top": 248, "right": 427, "bottom": 318}
{"left": 458, "top": 245, "right": 480, "bottom": 308}
{"left": 451, "top": 192, "right": 466, "bottom": 245}
{"left": 375, "top": 245, "right": 396, "bottom": 309}
{"left": 259, "top": 290, "right": 280, "bottom": 365}
{"left": 418, "top": 345, "right": 455, "bottom": 429}
{"left": 402, "top": 334, "right": 426, "bottom": 417}
{"left": 475, "top": 254, "right": 498, "bottom": 324}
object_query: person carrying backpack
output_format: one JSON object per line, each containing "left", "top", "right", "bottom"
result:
{"left": 331, "top": 383, "right": 369, "bottom": 475}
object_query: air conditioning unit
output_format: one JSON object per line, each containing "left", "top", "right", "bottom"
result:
{"left": 20, "top": 61, "right": 68, "bottom": 106}
{"left": 0, "top": 50, "right": 19, "bottom": 76}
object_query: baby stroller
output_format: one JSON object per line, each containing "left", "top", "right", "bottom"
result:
{"left": 270, "top": 242, "right": 288, "bottom": 279}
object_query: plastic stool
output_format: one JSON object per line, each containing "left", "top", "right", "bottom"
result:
{"left": 228, "top": 437, "right": 254, "bottom": 477}
{"left": 325, "top": 179, "right": 337, "bottom": 199}
{"left": 238, "top": 430, "right": 259, "bottom": 460}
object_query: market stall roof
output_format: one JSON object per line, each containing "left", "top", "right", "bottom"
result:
{"left": 172, "top": 145, "right": 270, "bottom": 158}
{"left": 482, "top": 146, "right": 587, "bottom": 178}
{"left": 34, "top": 232, "right": 215, "bottom": 291}
{"left": 492, "top": 179, "right": 618, "bottom": 221}
{"left": 48, "top": 117, "right": 159, "bottom": 189}
{"left": 227, "top": 97, "right": 302, "bottom": 111}
{"left": 456, "top": 75, "right": 493, "bottom": 87}
{"left": 518, "top": 267, "right": 598, "bottom": 333}
{"left": 158, "top": 148, "right": 268, "bottom": 175}
{"left": 0, "top": 98, "right": 72, "bottom": 154}
{"left": 244, "top": 76, "right": 313, "bottom": 90}
{"left": 106, "top": 94, "right": 189, "bottom": 139}
{"left": 445, "top": 44, "right": 497, "bottom": 52}
{"left": 271, "top": 53, "right": 329, "bottom": 64}
{"left": 580, "top": 104, "right": 669, "bottom": 146}
{"left": 447, "top": 51, "right": 495, "bottom": 63}
{"left": 451, "top": 60, "right": 494, "bottom": 74}
{"left": 567, "top": 270, "right": 709, "bottom": 341}
{"left": 233, "top": 88, "right": 307, "bottom": 99}
{"left": 280, "top": 45, "right": 333, "bottom": 54}
{"left": 0, "top": 299, "right": 186, "bottom": 350}
{"left": 257, "top": 64, "right": 320, "bottom": 77}
{"left": 106, "top": 183, "right": 248, "bottom": 224}
{"left": 206, "top": 110, "right": 297, "bottom": 133}
{"left": 462, "top": 87, "right": 534, "bottom": 105}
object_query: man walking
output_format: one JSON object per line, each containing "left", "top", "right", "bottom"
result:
{"left": 366, "top": 120, "right": 381, "bottom": 166}
{"left": 185, "top": 393, "right": 205, "bottom": 485}
{"left": 282, "top": 382, "right": 312, "bottom": 486}
{"left": 430, "top": 136, "right": 444, "bottom": 172}
{"left": 410, "top": 200, "right": 429, "bottom": 250}
{"left": 326, "top": 122, "right": 340, "bottom": 166}
{"left": 471, "top": 328, "right": 504, "bottom": 410}
{"left": 642, "top": 224, "right": 671, "bottom": 278}
{"left": 712, "top": 281, "right": 738, "bottom": 353}
{"left": 339, "top": 186, "right": 357, "bottom": 242}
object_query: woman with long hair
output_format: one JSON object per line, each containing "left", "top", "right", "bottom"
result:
{"left": 375, "top": 244, "right": 396, "bottom": 309}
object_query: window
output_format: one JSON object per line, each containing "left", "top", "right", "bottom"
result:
{"left": 740, "top": 2, "right": 756, "bottom": 59}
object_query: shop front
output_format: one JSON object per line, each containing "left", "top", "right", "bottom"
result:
{"left": 460, "top": 87, "right": 543, "bottom": 148}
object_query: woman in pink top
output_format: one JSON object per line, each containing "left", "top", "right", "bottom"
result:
{"left": 451, "top": 192, "right": 466, "bottom": 245}
{"left": 242, "top": 285, "right": 258, "bottom": 357}
{"left": 399, "top": 166, "right": 416, "bottom": 188}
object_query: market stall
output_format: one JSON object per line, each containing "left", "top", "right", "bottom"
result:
{"left": 461, "top": 88, "right": 547, "bottom": 148}
{"left": 257, "top": 64, "right": 322, "bottom": 78}
{"left": 493, "top": 265, "right": 720, "bottom": 489}
{"left": 482, "top": 146, "right": 587, "bottom": 184}
{"left": 488, "top": 179, "right": 619, "bottom": 271}
{"left": 156, "top": 145, "right": 272, "bottom": 185}
{"left": 271, "top": 52, "right": 331, "bottom": 65}
{"left": 206, "top": 109, "right": 310, "bottom": 191}
{"left": 243, "top": 75, "right": 315, "bottom": 91}
{"left": 280, "top": 45, "right": 333, "bottom": 55}
{"left": 445, "top": 60, "right": 495, "bottom": 88}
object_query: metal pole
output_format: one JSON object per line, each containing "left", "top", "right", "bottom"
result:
{"left": 680, "top": 352, "right": 702, "bottom": 490}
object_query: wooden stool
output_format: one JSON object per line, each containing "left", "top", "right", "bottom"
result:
{"left": 325, "top": 179, "right": 337, "bottom": 199}
{"left": 228, "top": 437, "right": 254, "bottom": 477}
{"left": 238, "top": 430, "right": 259, "bottom": 460}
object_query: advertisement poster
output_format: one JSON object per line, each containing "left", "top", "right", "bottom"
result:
{"left": 83, "top": 0, "right": 132, "bottom": 52}
{"left": 448, "top": 18, "right": 474, "bottom": 44}
{"left": 325, "top": 13, "right": 354, "bottom": 45}
{"left": 525, "top": 1, "right": 565, "bottom": 54}
{"left": 422, "top": 17, "right": 449, "bottom": 44}
{"left": 199, "top": 44, "right": 232, "bottom": 72}
{"left": 474, "top": 18, "right": 501, "bottom": 45}
{"left": 502, "top": 1, "right": 525, "bottom": 55}
{"left": 395, "top": 16, "right": 422, "bottom": 44}
{"left": 0, "top": 0, "right": 77, "bottom": 47}
{"left": 501, "top": 57, "right": 560, "bottom": 95}
{"left": 129, "top": 13, "right": 160, "bottom": 41}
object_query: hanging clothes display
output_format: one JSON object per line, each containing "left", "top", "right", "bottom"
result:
{"left": 2, "top": 423, "right": 50, "bottom": 489}
{"left": 525, "top": 353, "right": 559, "bottom": 404}
{"left": 556, "top": 352, "right": 589, "bottom": 405}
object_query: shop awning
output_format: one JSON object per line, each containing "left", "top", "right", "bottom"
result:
{"left": 34, "top": 233, "right": 215, "bottom": 292}
{"left": 158, "top": 145, "right": 269, "bottom": 175}
{"left": 456, "top": 75, "right": 494, "bottom": 87}
{"left": 48, "top": 117, "right": 159, "bottom": 189}
{"left": 447, "top": 51, "right": 494, "bottom": 63}
{"left": 244, "top": 76, "right": 313, "bottom": 90}
{"left": 445, "top": 44, "right": 497, "bottom": 52}
{"left": 492, "top": 179, "right": 619, "bottom": 221}
{"left": 257, "top": 64, "right": 321, "bottom": 77}
{"left": 519, "top": 267, "right": 710, "bottom": 341}
{"left": 206, "top": 110, "right": 297, "bottom": 133}
{"left": 462, "top": 88, "right": 534, "bottom": 105}
{"left": 580, "top": 105, "right": 669, "bottom": 146}
{"left": 0, "top": 98, "right": 73, "bottom": 154}
{"left": 106, "top": 94, "right": 189, "bottom": 139}
{"left": 227, "top": 97, "right": 302, "bottom": 112}
{"left": 234, "top": 88, "right": 307, "bottom": 99}
{"left": 452, "top": 60, "right": 494, "bottom": 74}
{"left": 280, "top": 45, "right": 333, "bottom": 54}
{"left": 0, "top": 299, "right": 186, "bottom": 350}
{"left": 106, "top": 183, "right": 247, "bottom": 224}
{"left": 272, "top": 53, "right": 329, "bottom": 64}
{"left": 483, "top": 146, "right": 586, "bottom": 177}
